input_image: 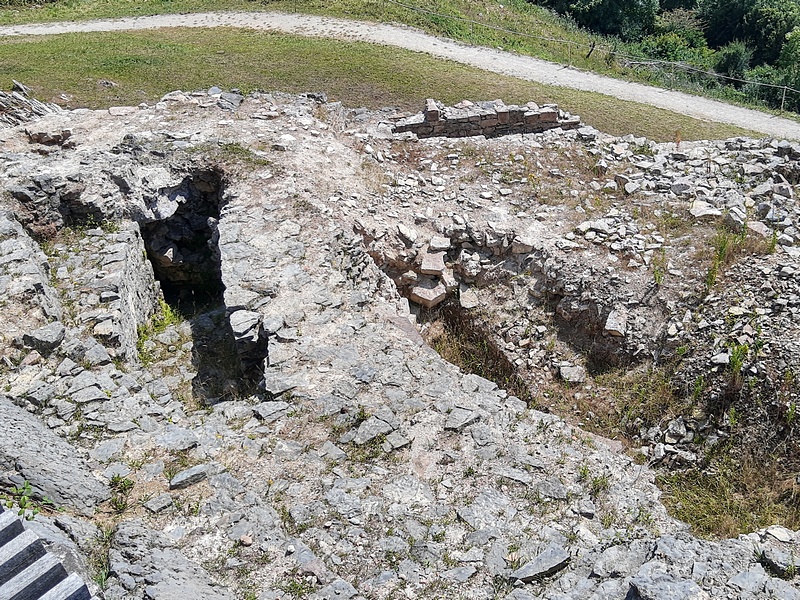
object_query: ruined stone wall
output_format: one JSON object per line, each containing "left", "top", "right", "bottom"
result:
{"left": 393, "top": 98, "right": 581, "bottom": 138}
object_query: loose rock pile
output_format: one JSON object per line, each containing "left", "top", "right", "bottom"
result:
{"left": 0, "top": 89, "right": 798, "bottom": 600}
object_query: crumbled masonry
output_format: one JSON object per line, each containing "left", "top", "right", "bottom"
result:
{"left": 393, "top": 98, "right": 580, "bottom": 139}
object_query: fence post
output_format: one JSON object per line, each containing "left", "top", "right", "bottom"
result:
{"left": 568, "top": 42, "right": 571, "bottom": 67}
{"left": 781, "top": 86, "right": 787, "bottom": 113}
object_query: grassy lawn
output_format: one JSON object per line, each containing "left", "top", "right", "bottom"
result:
{"left": 0, "top": 28, "right": 755, "bottom": 141}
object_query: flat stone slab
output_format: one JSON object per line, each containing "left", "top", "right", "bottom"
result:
{"left": 445, "top": 407, "right": 480, "bottom": 432}
{"left": 429, "top": 235, "right": 451, "bottom": 251}
{"left": 143, "top": 493, "right": 174, "bottom": 514}
{"left": 22, "top": 321, "right": 65, "bottom": 354}
{"left": 169, "top": 464, "right": 209, "bottom": 490}
{"left": 353, "top": 416, "right": 394, "bottom": 445}
{"left": 420, "top": 251, "right": 446, "bottom": 276}
{"left": 253, "top": 401, "right": 290, "bottom": 423}
{"left": 409, "top": 278, "right": 447, "bottom": 308}
{"left": 689, "top": 199, "right": 722, "bottom": 219}
{"left": 559, "top": 364, "right": 586, "bottom": 384}
{"left": 155, "top": 426, "right": 199, "bottom": 451}
{"left": 604, "top": 307, "right": 628, "bottom": 337}
{"left": 510, "top": 544, "right": 570, "bottom": 582}
{"left": 535, "top": 477, "right": 568, "bottom": 500}
{"left": 630, "top": 573, "right": 709, "bottom": 599}
{"left": 442, "top": 565, "right": 477, "bottom": 582}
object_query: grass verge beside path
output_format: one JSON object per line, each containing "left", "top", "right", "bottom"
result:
{"left": 0, "top": 28, "right": 756, "bottom": 141}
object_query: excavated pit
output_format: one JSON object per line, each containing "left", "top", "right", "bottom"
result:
{"left": 139, "top": 169, "right": 264, "bottom": 401}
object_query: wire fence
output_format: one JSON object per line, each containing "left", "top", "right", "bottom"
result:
{"left": 365, "top": 0, "right": 800, "bottom": 113}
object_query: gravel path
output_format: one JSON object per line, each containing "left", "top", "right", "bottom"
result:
{"left": 2, "top": 10, "right": 800, "bottom": 140}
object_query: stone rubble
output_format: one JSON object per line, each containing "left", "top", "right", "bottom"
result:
{"left": 0, "top": 86, "right": 63, "bottom": 128}
{"left": 0, "top": 89, "right": 797, "bottom": 600}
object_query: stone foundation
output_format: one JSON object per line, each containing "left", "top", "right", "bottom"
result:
{"left": 393, "top": 98, "right": 581, "bottom": 138}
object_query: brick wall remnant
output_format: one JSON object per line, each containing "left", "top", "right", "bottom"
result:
{"left": 393, "top": 98, "right": 581, "bottom": 139}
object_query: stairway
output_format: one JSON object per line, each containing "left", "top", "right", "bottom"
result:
{"left": 0, "top": 506, "right": 90, "bottom": 600}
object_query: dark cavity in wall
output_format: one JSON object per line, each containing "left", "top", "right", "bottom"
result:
{"left": 138, "top": 169, "right": 264, "bottom": 402}
{"left": 418, "top": 300, "right": 532, "bottom": 405}
{"left": 140, "top": 170, "right": 226, "bottom": 309}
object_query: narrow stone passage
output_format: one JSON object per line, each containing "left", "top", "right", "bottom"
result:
{"left": 138, "top": 169, "right": 263, "bottom": 402}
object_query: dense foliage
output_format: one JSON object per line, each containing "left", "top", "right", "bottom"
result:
{"left": 533, "top": 0, "right": 800, "bottom": 113}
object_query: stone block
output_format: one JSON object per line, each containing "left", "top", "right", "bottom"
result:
{"left": 539, "top": 107, "right": 558, "bottom": 122}
{"left": 420, "top": 251, "right": 446, "bottom": 276}
{"left": 169, "top": 464, "right": 209, "bottom": 490}
{"left": 604, "top": 307, "right": 628, "bottom": 337}
{"left": 508, "top": 108, "right": 525, "bottom": 123}
{"left": 409, "top": 278, "right": 447, "bottom": 308}
{"left": 496, "top": 107, "right": 510, "bottom": 124}
{"left": 523, "top": 111, "right": 541, "bottom": 125}
{"left": 23, "top": 321, "right": 65, "bottom": 354}
{"left": 424, "top": 98, "right": 440, "bottom": 122}
{"left": 561, "top": 116, "right": 581, "bottom": 129}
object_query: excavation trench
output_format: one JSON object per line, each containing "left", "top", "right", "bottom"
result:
{"left": 139, "top": 169, "right": 265, "bottom": 402}
{"left": 417, "top": 300, "right": 533, "bottom": 405}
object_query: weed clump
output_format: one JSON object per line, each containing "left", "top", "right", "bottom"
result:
{"left": 136, "top": 298, "right": 183, "bottom": 365}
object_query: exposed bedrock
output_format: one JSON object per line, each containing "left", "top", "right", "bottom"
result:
{"left": 0, "top": 396, "right": 109, "bottom": 516}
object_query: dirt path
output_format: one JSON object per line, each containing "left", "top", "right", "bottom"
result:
{"left": 2, "top": 10, "right": 800, "bottom": 140}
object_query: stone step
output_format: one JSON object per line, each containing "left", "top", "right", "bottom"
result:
{"left": 0, "top": 509, "right": 24, "bottom": 547}
{"left": 37, "top": 574, "right": 91, "bottom": 600}
{"left": 0, "top": 530, "right": 45, "bottom": 585}
{"left": 0, "top": 553, "right": 64, "bottom": 600}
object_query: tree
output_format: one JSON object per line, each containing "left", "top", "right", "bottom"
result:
{"left": 660, "top": 0, "right": 699, "bottom": 10}
{"left": 655, "top": 8, "right": 708, "bottom": 49}
{"left": 567, "top": 0, "right": 659, "bottom": 40}
{"left": 779, "top": 25, "right": 800, "bottom": 73}
{"left": 698, "top": 0, "right": 756, "bottom": 48}
{"left": 745, "top": 0, "right": 800, "bottom": 64}
{"left": 714, "top": 40, "right": 754, "bottom": 82}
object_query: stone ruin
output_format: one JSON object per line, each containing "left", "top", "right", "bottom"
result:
{"left": 0, "top": 89, "right": 799, "bottom": 600}
{"left": 393, "top": 98, "right": 581, "bottom": 139}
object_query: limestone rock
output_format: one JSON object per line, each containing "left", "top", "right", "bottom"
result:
{"left": 169, "top": 464, "right": 209, "bottom": 490}
{"left": 409, "top": 278, "right": 447, "bottom": 308}
{"left": 510, "top": 545, "right": 570, "bottom": 582}
{"left": 22, "top": 321, "right": 65, "bottom": 354}
{"left": 0, "top": 396, "right": 109, "bottom": 515}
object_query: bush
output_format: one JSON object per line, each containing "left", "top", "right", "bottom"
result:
{"left": 743, "top": 64, "right": 800, "bottom": 111}
{"left": 745, "top": 0, "right": 800, "bottom": 65}
{"left": 714, "top": 40, "right": 753, "bottom": 82}
{"left": 641, "top": 32, "right": 693, "bottom": 61}
{"left": 536, "top": 0, "right": 659, "bottom": 41}
{"left": 698, "top": 0, "right": 755, "bottom": 49}
{"left": 655, "top": 8, "right": 709, "bottom": 50}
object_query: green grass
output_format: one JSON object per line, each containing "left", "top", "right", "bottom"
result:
{"left": 2, "top": 0, "right": 798, "bottom": 124}
{"left": 135, "top": 297, "right": 182, "bottom": 364}
{"left": 0, "top": 28, "right": 755, "bottom": 141}
{"left": 659, "top": 459, "right": 800, "bottom": 539}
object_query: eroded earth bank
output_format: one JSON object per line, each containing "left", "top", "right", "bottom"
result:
{"left": 1, "top": 89, "right": 800, "bottom": 599}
